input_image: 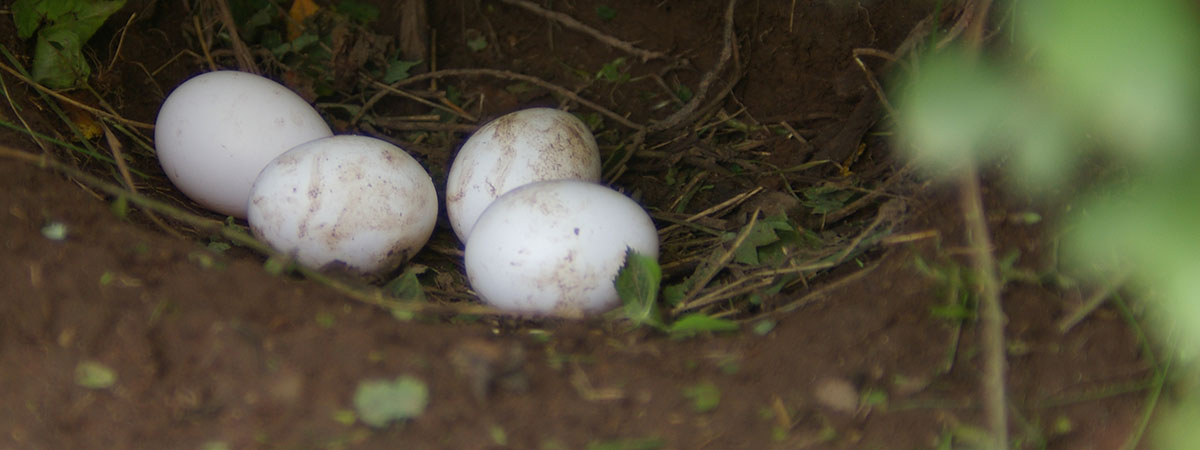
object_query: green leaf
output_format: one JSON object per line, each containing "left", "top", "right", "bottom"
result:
{"left": 895, "top": 47, "right": 1012, "bottom": 175}
{"left": 54, "top": 0, "right": 126, "bottom": 44}
{"left": 262, "top": 255, "right": 289, "bottom": 275}
{"left": 489, "top": 425, "right": 508, "bottom": 445}
{"left": 662, "top": 283, "right": 687, "bottom": 305}
{"left": 206, "top": 241, "right": 232, "bottom": 253}
{"left": 445, "top": 84, "right": 463, "bottom": 104}
{"left": 752, "top": 319, "right": 776, "bottom": 336}
{"left": 331, "top": 409, "right": 357, "bottom": 425}
{"left": 800, "top": 185, "right": 856, "bottom": 215}
{"left": 384, "top": 265, "right": 428, "bottom": 302}
{"left": 596, "top": 57, "right": 629, "bottom": 83}
{"left": 315, "top": 311, "right": 336, "bottom": 328}
{"left": 667, "top": 313, "right": 738, "bottom": 337}
{"left": 596, "top": 5, "right": 617, "bottom": 21}
{"left": 22, "top": 0, "right": 126, "bottom": 88}
{"left": 32, "top": 26, "right": 88, "bottom": 89}
{"left": 1018, "top": 0, "right": 1200, "bottom": 155}
{"left": 682, "top": 382, "right": 721, "bottom": 413}
{"left": 75, "top": 360, "right": 117, "bottom": 389}
{"left": 239, "top": 3, "right": 274, "bottom": 40}
{"left": 615, "top": 249, "right": 663, "bottom": 328}
{"left": 729, "top": 214, "right": 794, "bottom": 266}
{"left": 574, "top": 112, "right": 603, "bottom": 132}
{"left": 290, "top": 32, "right": 320, "bottom": 52}
{"left": 352, "top": 376, "right": 429, "bottom": 428}
{"left": 674, "top": 84, "right": 693, "bottom": 103}
{"left": 41, "top": 221, "right": 67, "bottom": 240}
{"left": 383, "top": 59, "right": 422, "bottom": 83}
{"left": 109, "top": 195, "right": 129, "bottom": 219}
{"left": 12, "top": 0, "right": 44, "bottom": 39}
{"left": 336, "top": 0, "right": 381, "bottom": 24}
{"left": 466, "top": 35, "right": 488, "bottom": 52}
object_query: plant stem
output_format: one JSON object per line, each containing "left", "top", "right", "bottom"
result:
{"left": 959, "top": 164, "right": 1008, "bottom": 449}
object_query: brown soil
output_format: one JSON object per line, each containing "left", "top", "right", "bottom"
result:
{"left": 0, "top": 1, "right": 1152, "bottom": 449}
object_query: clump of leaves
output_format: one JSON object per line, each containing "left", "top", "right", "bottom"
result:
{"left": 663, "top": 214, "right": 812, "bottom": 307}
{"left": 800, "top": 185, "right": 856, "bottom": 216}
{"left": 230, "top": 0, "right": 416, "bottom": 98}
{"left": 12, "top": 0, "right": 126, "bottom": 89}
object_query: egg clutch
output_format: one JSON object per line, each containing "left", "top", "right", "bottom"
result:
{"left": 154, "top": 71, "right": 658, "bottom": 315}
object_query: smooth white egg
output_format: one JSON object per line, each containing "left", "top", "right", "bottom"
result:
{"left": 464, "top": 180, "right": 658, "bottom": 315}
{"left": 155, "top": 70, "right": 332, "bottom": 218}
{"left": 446, "top": 108, "right": 601, "bottom": 243}
{"left": 247, "top": 135, "right": 437, "bottom": 277}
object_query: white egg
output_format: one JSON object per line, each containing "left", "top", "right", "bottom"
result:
{"left": 155, "top": 70, "right": 332, "bottom": 218}
{"left": 247, "top": 135, "right": 437, "bottom": 277}
{"left": 446, "top": 108, "right": 601, "bottom": 243}
{"left": 465, "top": 180, "right": 658, "bottom": 315}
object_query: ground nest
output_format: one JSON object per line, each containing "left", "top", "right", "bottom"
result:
{"left": 0, "top": 1, "right": 1156, "bottom": 449}
{"left": 3, "top": 0, "right": 918, "bottom": 324}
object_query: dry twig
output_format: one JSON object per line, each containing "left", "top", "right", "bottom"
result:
{"left": 1058, "top": 270, "right": 1132, "bottom": 333}
{"left": 0, "top": 145, "right": 521, "bottom": 319}
{"left": 957, "top": 2, "right": 1008, "bottom": 447}
{"left": 363, "top": 68, "right": 643, "bottom": 130}
{"left": 100, "top": 123, "right": 185, "bottom": 239}
{"left": 649, "top": 0, "right": 739, "bottom": 133}
{"left": 675, "top": 210, "right": 760, "bottom": 311}
{"left": 212, "top": 0, "right": 260, "bottom": 74}
{"left": 0, "top": 61, "right": 154, "bottom": 130}
{"left": 497, "top": 0, "right": 673, "bottom": 63}
{"left": 959, "top": 163, "right": 1008, "bottom": 450}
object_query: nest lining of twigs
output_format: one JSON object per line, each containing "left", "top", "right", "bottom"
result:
{"left": 0, "top": 0, "right": 929, "bottom": 325}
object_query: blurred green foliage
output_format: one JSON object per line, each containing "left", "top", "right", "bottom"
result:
{"left": 894, "top": 0, "right": 1200, "bottom": 444}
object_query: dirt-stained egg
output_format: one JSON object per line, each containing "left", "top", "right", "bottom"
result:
{"left": 247, "top": 135, "right": 437, "bottom": 277}
{"left": 464, "top": 179, "right": 658, "bottom": 315}
{"left": 154, "top": 70, "right": 333, "bottom": 218}
{"left": 446, "top": 108, "right": 601, "bottom": 243}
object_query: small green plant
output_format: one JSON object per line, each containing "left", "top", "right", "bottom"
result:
{"left": 12, "top": 0, "right": 126, "bottom": 88}
{"left": 595, "top": 57, "right": 631, "bottom": 83}
{"left": 465, "top": 31, "right": 488, "bottom": 52}
{"left": 352, "top": 375, "right": 429, "bottom": 428}
{"left": 682, "top": 381, "right": 721, "bottom": 413}
{"left": 614, "top": 249, "right": 740, "bottom": 337}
